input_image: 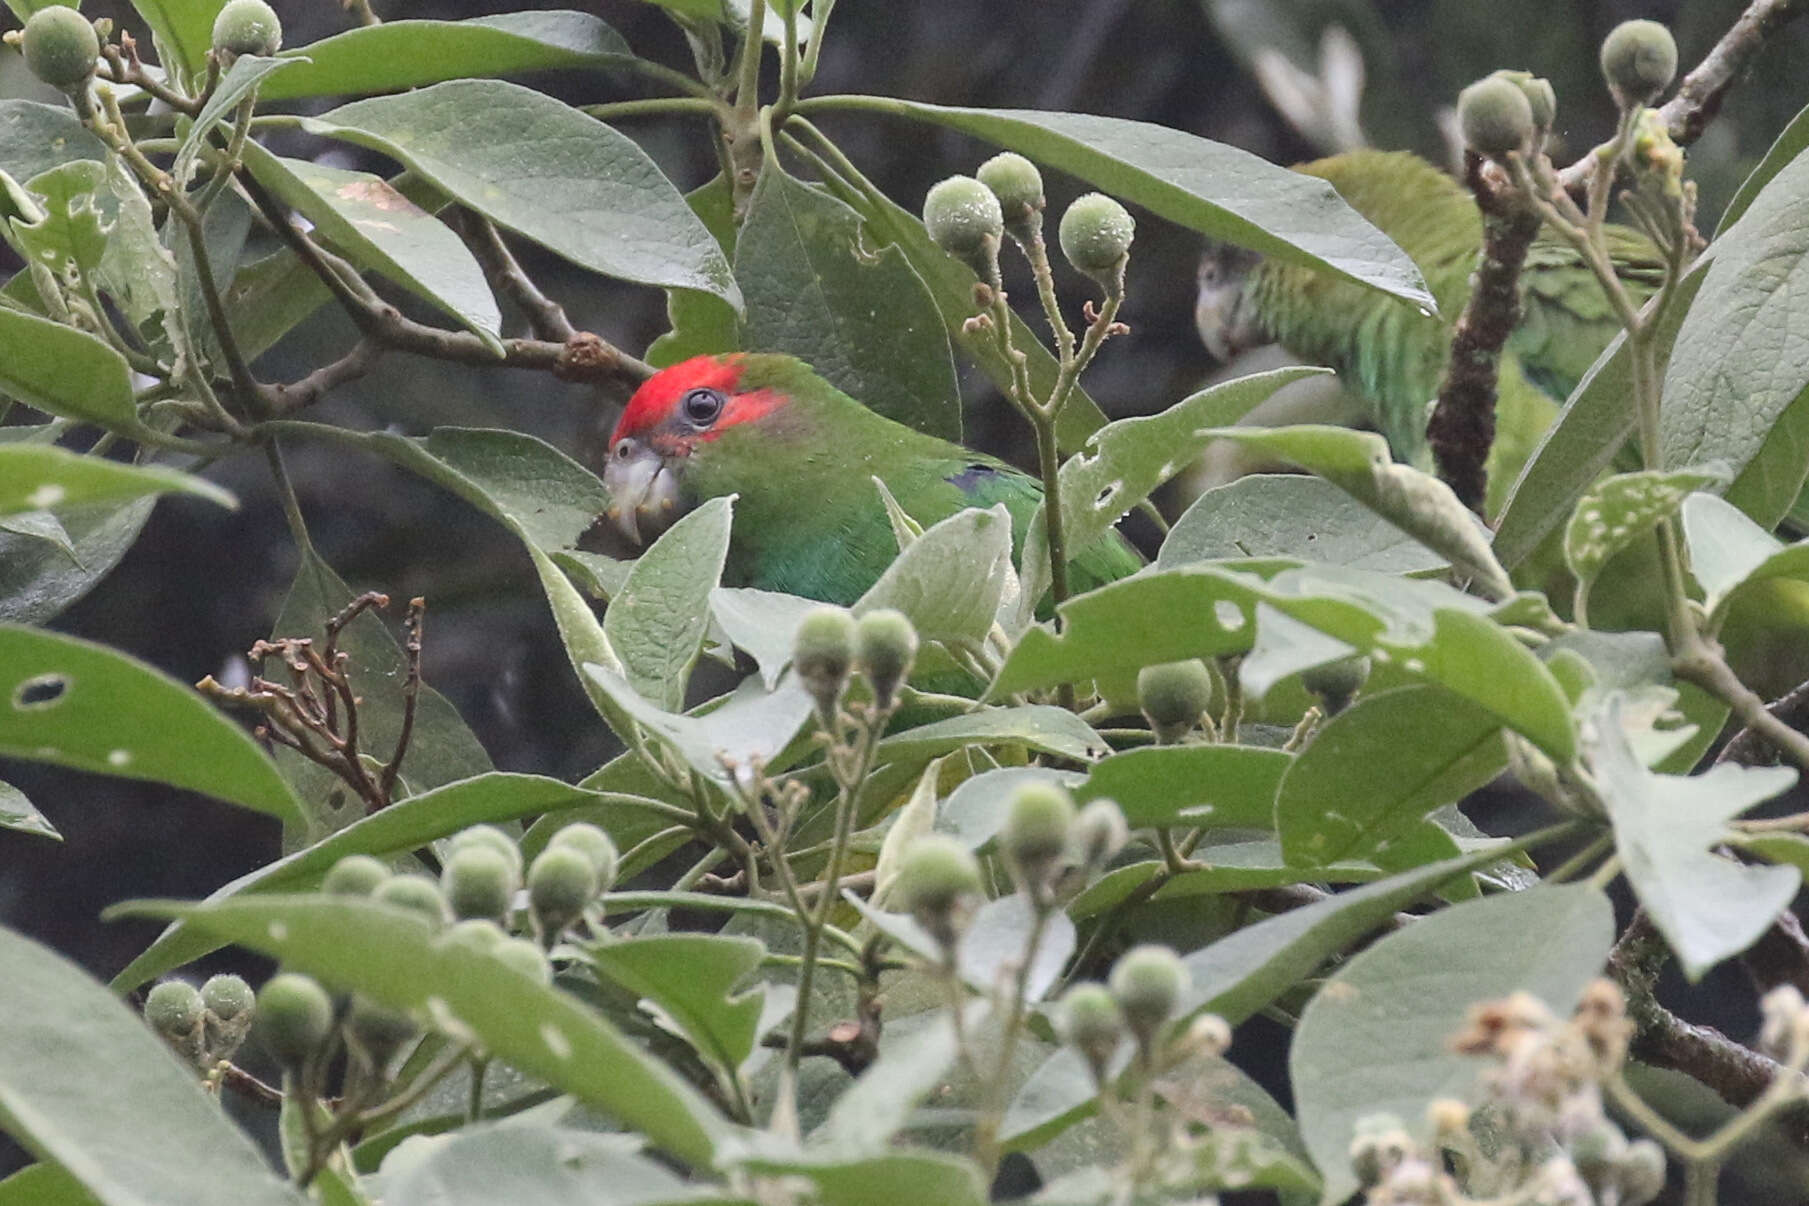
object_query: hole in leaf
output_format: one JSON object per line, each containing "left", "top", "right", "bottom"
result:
{"left": 13, "top": 674, "right": 68, "bottom": 710}
{"left": 1214, "top": 600, "right": 1246, "bottom": 632}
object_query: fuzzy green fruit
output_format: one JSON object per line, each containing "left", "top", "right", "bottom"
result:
{"left": 375, "top": 874, "right": 449, "bottom": 929}
{"left": 495, "top": 936, "right": 553, "bottom": 984}
{"left": 145, "top": 980, "right": 204, "bottom": 1037}
{"left": 1301, "top": 654, "right": 1370, "bottom": 714}
{"left": 442, "top": 844, "right": 518, "bottom": 922}
{"left": 200, "top": 973, "right": 255, "bottom": 1022}
{"left": 1458, "top": 76, "right": 1535, "bottom": 159}
{"left": 347, "top": 997, "right": 417, "bottom": 1069}
{"left": 212, "top": 0, "right": 282, "bottom": 56}
{"left": 898, "top": 834, "right": 981, "bottom": 945}
{"left": 856, "top": 608, "right": 917, "bottom": 708}
{"left": 443, "top": 918, "right": 508, "bottom": 951}
{"left": 322, "top": 853, "right": 390, "bottom": 897}
{"left": 1617, "top": 1139, "right": 1666, "bottom": 1206}
{"left": 1070, "top": 798, "right": 1129, "bottom": 871}
{"left": 528, "top": 846, "right": 598, "bottom": 935}
{"left": 21, "top": 7, "right": 98, "bottom": 91}
{"left": 1490, "top": 69, "right": 1556, "bottom": 129}
{"left": 1137, "top": 659, "right": 1213, "bottom": 743}
{"left": 923, "top": 175, "right": 1004, "bottom": 267}
{"left": 1058, "top": 982, "right": 1123, "bottom": 1072}
{"left": 549, "top": 822, "right": 619, "bottom": 892}
{"left": 1600, "top": 20, "right": 1676, "bottom": 106}
{"left": 256, "top": 973, "right": 333, "bottom": 1068}
{"left": 1058, "top": 193, "right": 1134, "bottom": 276}
{"left": 449, "top": 824, "right": 523, "bottom": 876}
{"left": 1001, "top": 780, "right": 1075, "bottom": 889}
{"left": 1109, "top": 944, "right": 1188, "bottom": 1043}
{"left": 794, "top": 605, "right": 856, "bottom": 712}
{"left": 977, "top": 152, "right": 1044, "bottom": 227}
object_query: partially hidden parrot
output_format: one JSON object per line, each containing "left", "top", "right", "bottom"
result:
{"left": 601, "top": 352, "right": 1142, "bottom": 605}
{"left": 1194, "top": 149, "right": 1667, "bottom": 466}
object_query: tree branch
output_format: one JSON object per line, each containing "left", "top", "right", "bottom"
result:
{"left": 453, "top": 212, "right": 576, "bottom": 344}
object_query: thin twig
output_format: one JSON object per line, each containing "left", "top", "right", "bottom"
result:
{"left": 454, "top": 213, "right": 575, "bottom": 343}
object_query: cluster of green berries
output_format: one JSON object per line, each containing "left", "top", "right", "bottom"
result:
{"left": 11, "top": 0, "right": 280, "bottom": 93}
{"left": 793, "top": 604, "right": 919, "bottom": 716}
{"left": 144, "top": 973, "right": 256, "bottom": 1069}
{"left": 1056, "top": 942, "right": 1215, "bottom": 1082}
{"left": 922, "top": 152, "right": 1134, "bottom": 288}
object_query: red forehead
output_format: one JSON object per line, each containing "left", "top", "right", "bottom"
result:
{"left": 612, "top": 354, "right": 750, "bottom": 442}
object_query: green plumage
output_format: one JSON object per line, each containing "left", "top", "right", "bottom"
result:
{"left": 680, "top": 356, "right": 1141, "bottom": 605}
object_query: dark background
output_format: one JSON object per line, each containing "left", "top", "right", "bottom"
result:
{"left": 2, "top": 0, "right": 1805, "bottom": 1197}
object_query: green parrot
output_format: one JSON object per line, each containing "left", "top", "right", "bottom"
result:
{"left": 602, "top": 352, "right": 1142, "bottom": 605}
{"left": 1194, "top": 149, "right": 1666, "bottom": 464}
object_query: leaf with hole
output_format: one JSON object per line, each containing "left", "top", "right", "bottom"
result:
{"left": 0, "top": 444, "right": 234, "bottom": 518}
{"left": 1563, "top": 466, "right": 1723, "bottom": 610}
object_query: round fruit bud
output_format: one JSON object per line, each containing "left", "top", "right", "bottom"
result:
{"left": 146, "top": 980, "right": 204, "bottom": 1038}
{"left": 923, "top": 175, "right": 1004, "bottom": 278}
{"left": 443, "top": 918, "right": 507, "bottom": 952}
{"left": 375, "top": 873, "right": 449, "bottom": 930}
{"left": 549, "top": 823, "right": 619, "bottom": 893}
{"left": 449, "top": 825, "right": 523, "bottom": 877}
{"left": 255, "top": 973, "right": 334, "bottom": 1069}
{"left": 1458, "top": 75, "right": 1535, "bottom": 159}
{"left": 1138, "top": 659, "right": 1213, "bottom": 744}
{"left": 322, "top": 853, "right": 390, "bottom": 898}
{"left": 1070, "top": 798, "right": 1129, "bottom": 872}
{"left": 1491, "top": 69, "right": 1557, "bottom": 130}
{"left": 1058, "top": 193, "right": 1135, "bottom": 280}
{"left": 1600, "top": 19, "right": 1676, "bottom": 107}
{"left": 1109, "top": 944, "right": 1188, "bottom": 1047}
{"left": 200, "top": 973, "right": 255, "bottom": 1022}
{"left": 528, "top": 846, "right": 598, "bottom": 937}
{"left": 1301, "top": 654, "right": 1370, "bottom": 715}
{"left": 977, "top": 152, "right": 1044, "bottom": 232}
{"left": 442, "top": 844, "right": 518, "bottom": 922}
{"left": 1617, "top": 1139, "right": 1666, "bottom": 1206}
{"left": 346, "top": 997, "right": 417, "bottom": 1071}
{"left": 211, "top": 0, "right": 282, "bottom": 57}
{"left": 897, "top": 834, "right": 982, "bottom": 949}
{"left": 1001, "top": 780, "right": 1075, "bottom": 894}
{"left": 856, "top": 608, "right": 918, "bottom": 709}
{"left": 21, "top": 7, "right": 99, "bottom": 92}
{"left": 794, "top": 605, "right": 856, "bottom": 716}
{"left": 1057, "top": 982, "right": 1124, "bottom": 1077}
{"left": 495, "top": 936, "right": 553, "bottom": 984}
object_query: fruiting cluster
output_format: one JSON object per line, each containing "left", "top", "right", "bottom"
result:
{"left": 794, "top": 604, "right": 920, "bottom": 723}
{"left": 6, "top": 0, "right": 281, "bottom": 95}
{"left": 144, "top": 973, "right": 256, "bottom": 1071}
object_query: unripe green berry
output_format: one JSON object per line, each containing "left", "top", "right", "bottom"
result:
{"left": 549, "top": 822, "right": 619, "bottom": 892}
{"left": 1058, "top": 193, "right": 1134, "bottom": 277}
{"left": 256, "top": 973, "right": 334, "bottom": 1068}
{"left": 1109, "top": 944, "right": 1188, "bottom": 1045}
{"left": 1301, "top": 654, "right": 1370, "bottom": 715}
{"left": 1001, "top": 781, "right": 1075, "bottom": 892}
{"left": 1057, "top": 982, "right": 1124, "bottom": 1075}
{"left": 1458, "top": 76, "right": 1535, "bottom": 159}
{"left": 528, "top": 846, "right": 598, "bottom": 936}
{"left": 443, "top": 918, "right": 508, "bottom": 952}
{"left": 21, "top": 7, "right": 99, "bottom": 92}
{"left": 212, "top": 0, "right": 282, "bottom": 57}
{"left": 976, "top": 152, "right": 1044, "bottom": 230}
{"left": 1070, "top": 798, "right": 1129, "bottom": 872}
{"left": 897, "top": 834, "right": 982, "bottom": 948}
{"left": 448, "top": 825, "right": 523, "bottom": 877}
{"left": 794, "top": 605, "right": 855, "bottom": 714}
{"left": 856, "top": 608, "right": 917, "bottom": 709}
{"left": 375, "top": 873, "right": 449, "bottom": 930}
{"left": 1617, "top": 1139, "right": 1666, "bottom": 1206}
{"left": 1138, "top": 660, "right": 1213, "bottom": 743}
{"left": 495, "top": 936, "right": 553, "bottom": 984}
{"left": 346, "top": 997, "right": 417, "bottom": 1071}
{"left": 322, "top": 853, "right": 390, "bottom": 897}
{"left": 442, "top": 844, "right": 518, "bottom": 922}
{"left": 1600, "top": 20, "right": 1676, "bottom": 106}
{"left": 200, "top": 973, "right": 255, "bottom": 1022}
{"left": 1490, "top": 69, "right": 1556, "bottom": 130}
{"left": 923, "top": 176, "right": 1004, "bottom": 275}
{"left": 146, "top": 980, "right": 204, "bottom": 1038}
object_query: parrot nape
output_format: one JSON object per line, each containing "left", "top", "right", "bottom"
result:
{"left": 1194, "top": 149, "right": 1666, "bottom": 463}
{"left": 602, "top": 352, "right": 1142, "bottom": 606}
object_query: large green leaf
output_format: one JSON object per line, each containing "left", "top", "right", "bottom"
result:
{"left": 113, "top": 897, "right": 731, "bottom": 1168}
{"left": 0, "top": 777, "right": 58, "bottom": 840}
{"left": 0, "top": 926, "right": 306, "bottom": 1206}
{"left": 587, "top": 933, "right": 772, "bottom": 1075}
{"left": 584, "top": 666, "right": 815, "bottom": 787}
{"left": 1563, "top": 467, "right": 1724, "bottom": 610}
{"left": 736, "top": 167, "right": 959, "bottom": 440}
{"left": 0, "top": 101, "right": 105, "bottom": 184}
{"left": 0, "top": 307, "right": 137, "bottom": 432}
{"left": 262, "top": 12, "right": 636, "bottom": 100}
{"left": 128, "top": 0, "right": 220, "bottom": 84}
{"left": 605, "top": 497, "right": 733, "bottom": 711}
{"left": 857, "top": 504, "right": 1013, "bottom": 649}
{"left": 1290, "top": 886, "right": 1615, "bottom": 1206}
{"left": 1159, "top": 473, "right": 1446, "bottom": 575}
{"left": 1681, "top": 492, "right": 1809, "bottom": 624}
{"left": 0, "top": 498, "right": 153, "bottom": 625}
{"left": 648, "top": 176, "right": 741, "bottom": 369}
{"left": 809, "top": 97, "right": 1434, "bottom": 310}
{"left": 0, "top": 1164, "right": 98, "bottom": 1206}
{"left": 730, "top": 1151, "right": 984, "bottom": 1206}
{"left": 383, "top": 1124, "right": 742, "bottom": 1206}
{"left": 0, "top": 625, "right": 304, "bottom": 827}
{"left": 1719, "top": 98, "right": 1809, "bottom": 237}
{"left": 1072, "top": 744, "right": 1290, "bottom": 829}
{"left": 0, "top": 444, "right": 233, "bottom": 517}
{"left": 10, "top": 161, "right": 110, "bottom": 279}
{"left": 302, "top": 81, "right": 740, "bottom": 307}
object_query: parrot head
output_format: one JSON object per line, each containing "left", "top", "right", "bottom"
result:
{"left": 603, "top": 353, "right": 792, "bottom": 544}
{"left": 1193, "top": 243, "right": 1269, "bottom": 364}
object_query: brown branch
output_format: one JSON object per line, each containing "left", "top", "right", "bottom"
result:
{"left": 97, "top": 33, "right": 202, "bottom": 116}
{"left": 379, "top": 597, "right": 425, "bottom": 802}
{"left": 261, "top": 339, "right": 384, "bottom": 416}
{"left": 217, "top": 1061, "right": 285, "bottom": 1106}
{"left": 1717, "top": 676, "right": 1809, "bottom": 768}
{"left": 455, "top": 212, "right": 576, "bottom": 344}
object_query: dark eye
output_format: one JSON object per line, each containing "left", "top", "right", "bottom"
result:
{"left": 682, "top": 388, "right": 725, "bottom": 427}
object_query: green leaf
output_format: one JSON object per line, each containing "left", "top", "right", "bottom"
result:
{"left": 0, "top": 1164, "right": 99, "bottom": 1206}
{"left": 0, "top": 925, "right": 307, "bottom": 1206}
{"left": 11, "top": 161, "right": 111, "bottom": 278}
{"left": 173, "top": 55, "right": 297, "bottom": 186}
{"left": 1290, "top": 886, "right": 1615, "bottom": 1206}
{"left": 128, "top": 0, "right": 219, "bottom": 84}
{"left": 730, "top": 1151, "right": 985, "bottom": 1206}
{"left": 112, "top": 897, "right": 731, "bottom": 1168}
{"left": 383, "top": 1124, "right": 736, "bottom": 1206}
{"left": 858, "top": 504, "right": 1012, "bottom": 648}
{"left": 606, "top": 496, "right": 733, "bottom": 711}
{"left": 224, "top": 247, "right": 334, "bottom": 360}
{"left": 648, "top": 176, "right": 741, "bottom": 368}
{"left": 584, "top": 666, "right": 815, "bottom": 787}
{"left": 0, "top": 509, "right": 76, "bottom": 559}
{"left": 811, "top": 97, "right": 1434, "bottom": 311}
{"left": 0, "top": 624, "right": 304, "bottom": 827}
{"left": 1719, "top": 98, "right": 1809, "bottom": 237}
{"left": 1682, "top": 491, "right": 1809, "bottom": 625}
{"left": 1159, "top": 473, "right": 1447, "bottom": 574}
{"left": 1662, "top": 151, "right": 1809, "bottom": 523}
{"left": 0, "top": 101, "right": 105, "bottom": 184}
{"left": 0, "top": 777, "right": 58, "bottom": 840}
{"left": 1591, "top": 696, "right": 1799, "bottom": 980}
{"left": 112, "top": 772, "right": 603, "bottom": 992}
{"left": 1072, "top": 744, "right": 1290, "bottom": 829}
{"left": 816, "top": 1008, "right": 965, "bottom": 1151}
{"left": 587, "top": 933, "right": 772, "bottom": 1074}
{"left": 0, "top": 444, "right": 234, "bottom": 517}
{"left": 303, "top": 81, "right": 741, "bottom": 307}
{"left": 0, "top": 498, "right": 153, "bottom": 625}
{"left": 1277, "top": 686, "right": 1505, "bottom": 867}
{"left": 736, "top": 167, "right": 959, "bottom": 440}
{"left": 0, "top": 307, "right": 137, "bottom": 432}
{"left": 1564, "top": 466, "right": 1724, "bottom": 597}
{"left": 934, "top": 765, "right": 1083, "bottom": 850}
{"left": 240, "top": 144, "right": 502, "bottom": 351}
{"left": 262, "top": 12, "right": 637, "bottom": 100}
{"left": 875, "top": 705, "right": 1108, "bottom": 767}
{"left": 1067, "top": 846, "right": 1379, "bottom": 921}
{"left": 709, "top": 587, "right": 821, "bottom": 690}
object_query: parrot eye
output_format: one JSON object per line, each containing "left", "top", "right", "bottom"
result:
{"left": 681, "top": 388, "right": 726, "bottom": 427}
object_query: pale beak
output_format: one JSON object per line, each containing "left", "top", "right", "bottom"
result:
{"left": 603, "top": 438, "right": 684, "bottom": 545}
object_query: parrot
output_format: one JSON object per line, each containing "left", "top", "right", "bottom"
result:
{"left": 1194, "top": 149, "right": 1667, "bottom": 465}
{"left": 601, "top": 352, "right": 1143, "bottom": 605}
